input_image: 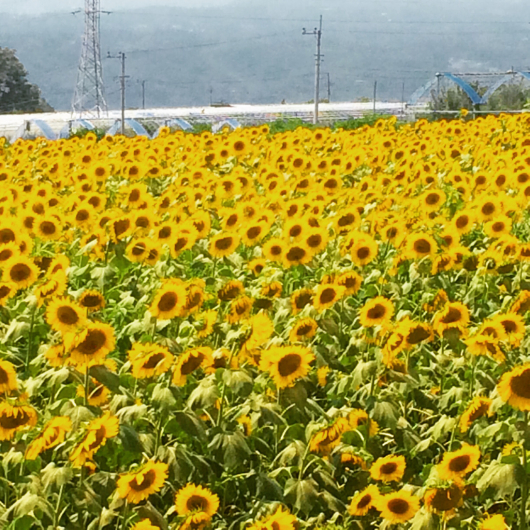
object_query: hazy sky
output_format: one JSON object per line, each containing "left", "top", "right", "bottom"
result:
{"left": 0, "top": 0, "right": 234, "bottom": 14}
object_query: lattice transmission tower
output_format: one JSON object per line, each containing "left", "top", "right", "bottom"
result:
{"left": 72, "top": 0, "right": 109, "bottom": 118}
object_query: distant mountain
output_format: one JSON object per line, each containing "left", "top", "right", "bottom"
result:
{"left": 2, "top": 0, "right": 530, "bottom": 111}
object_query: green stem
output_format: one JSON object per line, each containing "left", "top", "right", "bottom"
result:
{"left": 25, "top": 305, "right": 36, "bottom": 372}
{"left": 154, "top": 414, "right": 164, "bottom": 457}
{"left": 216, "top": 349, "right": 236, "bottom": 428}
{"left": 84, "top": 369, "right": 90, "bottom": 407}
{"left": 521, "top": 411, "right": 528, "bottom": 530}
{"left": 118, "top": 501, "right": 129, "bottom": 530}
{"left": 151, "top": 318, "right": 157, "bottom": 342}
{"left": 53, "top": 484, "right": 64, "bottom": 529}
{"left": 468, "top": 355, "right": 477, "bottom": 401}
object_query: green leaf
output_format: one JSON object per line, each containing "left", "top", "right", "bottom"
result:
{"left": 256, "top": 473, "right": 283, "bottom": 501}
{"left": 209, "top": 432, "right": 251, "bottom": 469}
{"left": 284, "top": 478, "right": 320, "bottom": 515}
{"left": 476, "top": 461, "right": 523, "bottom": 498}
{"left": 187, "top": 377, "right": 220, "bottom": 409}
{"left": 41, "top": 463, "right": 73, "bottom": 489}
{"left": 174, "top": 412, "right": 206, "bottom": 441}
{"left": 223, "top": 370, "right": 253, "bottom": 397}
{"left": 151, "top": 384, "right": 177, "bottom": 412}
{"left": 89, "top": 364, "right": 121, "bottom": 393}
{"left": 119, "top": 425, "right": 144, "bottom": 453}
{"left": 372, "top": 401, "right": 399, "bottom": 430}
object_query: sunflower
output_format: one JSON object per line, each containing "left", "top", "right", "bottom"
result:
{"left": 479, "top": 514, "right": 509, "bottom": 530}
{"left": 150, "top": 280, "right": 187, "bottom": 320}
{"left": 180, "top": 512, "right": 211, "bottom": 530}
{"left": 453, "top": 209, "right": 475, "bottom": 234}
{"left": 465, "top": 334, "right": 505, "bottom": 363}
{"left": 406, "top": 233, "right": 437, "bottom": 259}
{"left": 423, "top": 484, "right": 462, "bottom": 514}
{"left": 78, "top": 290, "right": 106, "bottom": 312}
{"left": 218, "top": 280, "right": 245, "bottom": 301}
{"left": 313, "top": 284, "right": 346, "bottom": 312}
{"left": 172, "top": 347, "right": 214, "bottom": 386}
{"left": 291, "top": 289, "right": 314, "bottom": 314}
{"left": 0, "top": 282, "right": 16, "bottom": 306}
{"left": 491, "top": 312, "right": 525, "bottom": 346}
{"left": 117, "top": 460, "right": 168, "bottom": 504}
{"left": 512, "top": 290, "right": 530, "bottom": 314}
{"left": 359, "top": 297, "right": 394, "bottom": 327}
{"left": 69, "top": 322, "right": 115, "bottom": 367}
{"left": 175, "top": 484, "right": 220, "bottom": 517}
{"left": 259, "top": 345, "right": 315, "bottom": 389}
{"left": 46, "top": 297, "right": 87, "bottom": 334}
{"left": 209, "top": 232, "right": 240, "bottom": 258}
{"left": 237, "top": 415, "right": 252, "bottom": 436}
{"left": 248, "top": 258, "right": 266, "bottom": 275}
{"left": 283, "top": 243, "right": 312, "bottom": 267}
{"left": 309, "top": 417, "right": 350, "bottom": 455}
{"left": 170, "top": 226, "right": 199, "bottom": 259}
{"left": 348, "top": 409, "right": 379, "bottom": 436}
{"left": 25, "top": 416, "right": 72, "bottom": 460}
{"left": 437, "top": 443, "right": 481, "bottom": 482}
{"left": 304, "top": 226, "right": 329, "bottom": 255}
{"left": 341, "top": 452, "right": 368, "bottom": 470}
{"left": 0, "top": 402, "right": 38, "bottom": 441}
{"left": 262, "top": 237, "right": 286, "bottom": 263}
{"left": 181, "top": 284, "right": 205, "bottom": 316}
{"left": 248, "top": 506, "right": 296, "bottom": 530}
{"left": 195, "top": 310, "right": 217, "bottom": 338}
{"left": 227, "top": 296, "right": 253, "bottom": 324}
{"left": 129, "top": 343, "right": 174, "bottom": 379}
{"left": 126, "top": 239, "right": 149, "bottom": 263}
{"left": 34, "top": 275, "right": 67, "bottom": 307}
{"left": 497, "top": 363, "right": 530, "bottom": 411}
{"left": 244, "top": 313, "right": 274, "bottom": 350}
{"left": 317, "top": 365, "right": 329, "bottom": 387}
{"left": 370, "top": 454, "right": 406, "bottom": 483}
{"left": 2, "top": 256, "right": 39, "bottom": 290}
{"left": 375, "top": 490, "right": 420, "bottom": 524}
{"left": 401, "top": 320, "right": 433, "bottom": 348}
{"left": 459, "top": 397, "right": 493, "bottom": 433}
{"left": 289, "top": 318, "right": 318, "bottom": 343}
{"left": 348, "top": 485, "right": 380, "bottom": 517}
{"left": 433, "top": 301, "right": 470, "bottom": 336}
{"left": 337, "top": 270, "right": 362, "bottom": 295}
{"left": 69, "top": 411, "right": 120, "bottom": 467}
{"left": 35, "top": 216, "right": 61, "bottom": 241}
{"left": 109, "top": 215, "right": 133, "bottom": 243}
{"left": 261, "top": 282, "right": 282, "bottom": 298}
{"left": 0, "top": 360, "right": 18, "bottom": 394}
{"left": 76, "top": 379, "right": 110, "bottom": 406}
{"left": 350, "top": 234, "right": 378, "bottom": 267}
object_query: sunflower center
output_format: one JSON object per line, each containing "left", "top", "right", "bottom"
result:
{"left": 159, "top": 227, "right": 172, "bottom": 239}
{"left": 174, "top": 237, "right": 188, "bottom": 252}
{"left": 387, "top": 498, "right": 410, "bottom": 515}
{"left": 468, "top": 403, "right": 489, "bottom": 422}
{"left": 57, "top": 306, "right": 80, "bottom": 326}
{"left": 357, "top": 493, "right": 372, "bottom": 510}
{"left": 180, "top": 353, "right": 205, "bottom": 375}
{"left": 307, "top": 235, "right": 322, "bottom": 248}
{"left": 132, "top": 243, "right": 146, "bottom": 256}
{"left": 81, "top": 295, "right": 103, "bottom": 308}
{"left": 429, "top": 487, "right": 461, "bottom": 511}
{"left": 278, "top": 353, "right": 302, "bottom": 377}
{"left": 441, "top": 307, "right": 462, "bottom": 324}
{"left": 10, "top": 263, "right": 31, "bottom": 282}
{"left": 0, "top": 367, "right": 9, "bottom": 384}
{"left": 247, "top": 227, "right": 262, "bottom": 240}
{"left": 482, "top": 203, "right": 495, "bottom": 216}
{"left": 426, "top": 193, "right": 440, "bottom": 205}
{"left": 297, "top": 324, "right": 313, "bottom": 336}
{"left": 158, "top": 292, "right": 178, "bottom": 313}
{"left": 0, "top": 249, "right": 13, "bottom": 261}
{"left": 413, "top": 239, "right": 431, "bottom": 254}
{"left": 77, "top": 329, "right": 107, "bottom": 356}
{"left": 215, "top": 236, "right": 234, "bottom": 251}
{"left": 448, "top": 454, "right": 471, "bottom": 472}
{"left": 286, "top": 247, "right": 306, "bottom": 261}
{"left": 114, "top": 219, "right": 130, "bottom": 237}
{"left": 186, "top": 494, "right": 208, "bottom": 512}
{"left": 0, "top": 410, "right": 30, "bottom": 429}
{"left": 367, "top": 304, "right": 386, "bottom": 320}
{"left": 455, "top": 215, "right": 469, "bottom": 229}
{"left": 380, "top": 462, "right": 398, "bottom": 475}
{"left": 0, "top": 228, "right": 15, "bottom": 243}
{"left": 357, "top": 247, "right": 370, "bottom": 260}
{"left": 270, "top": 245, "right": 282, "bottom": 256}
{"left": 407, "top": 326, "right": 430, "bottom": 344}
{"left": 501, "top": 320, "right": 516, "bottom": 333}
{"left": 130, "top": 469, "right": 156, "bottom": 491}
{"left": 510, "top": 368, "right": 530, "bottom": 398}
{"left": 76, "top": 210, "right": 89, "bottom": 222}
{"left": 338, "top": 214, "right": 355, "bottom": 227}
{"left": 143, "top": 353, "right": 166, "bottom": 369}
{"left": 320, "top": 288, "right": 336, "bottom": 304}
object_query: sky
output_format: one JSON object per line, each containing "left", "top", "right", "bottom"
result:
{"left": 0, "top": 0, "right": 234, "bottom": 14}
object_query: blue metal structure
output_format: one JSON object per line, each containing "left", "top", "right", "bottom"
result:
{"left": 408, "top": 71, "right": 530, "bottom": 106}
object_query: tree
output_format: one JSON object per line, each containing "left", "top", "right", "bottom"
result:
{"left": 0, "top": 48, "right": 53, "bottom": 114}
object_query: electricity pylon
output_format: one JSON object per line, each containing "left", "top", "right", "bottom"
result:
{"left": 72, "top": 0, "right": 110, "bottom": 118}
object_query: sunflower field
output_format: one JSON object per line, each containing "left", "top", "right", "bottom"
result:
{"left": 0, "top": 113, "right": 529, "bottom": 530}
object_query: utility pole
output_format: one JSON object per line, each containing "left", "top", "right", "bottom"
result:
{"left": 72, "top": 0, "right": 111, "bottom": 118}
{"left": 326, "top": 72, "right": 331, "bottom": 102}
{"left": 373, "top": 80, "right": 377, "bottom": 114}
{"left": 107, "top": 51, "right": 128, "bottom": 135}
{"left": 401, "top": 81, "right": 405, "bottom": 114}
{"left": 302, "top": 15, "right": 323, "bottom": 125}
{"left": 141, "top": 80, "right": 146, "bottom": 109}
